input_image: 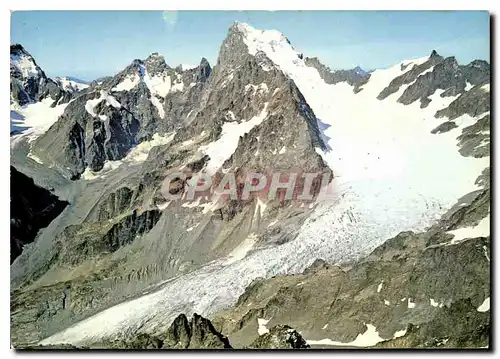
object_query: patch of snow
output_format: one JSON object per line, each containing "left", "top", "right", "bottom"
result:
{"left": 143, "top": 72, "right": 172, "bottom": 97}
{"left": 430, "top": 298, "right": 440, "bottom": 307}
{"left": 267, "top": 220, "right": 278, "bottom": 228}
{"left": 407, "top": 298, "right": 416, "bottom": 309}
{"left": 257, "top": 318, "right": 270, "bottom": 335}
{"left": 226, "top": 111, "right": 236, "bottom": 121}
{"left": 11, "top": 52, "right": 39, "bottom": 78}
{"left": 112, "top": 74, "right": 140, "bottom": 91}
{"left": 483, "top": 245, "right": 490, "bottom": 262}
{"left": 200, "top": 104, "right": 269, "bottom": 174}
{"left": 384, "top": 300, "right": 390, "bottom": 306}
{"left": 377, "top": 282, "right": 384, "bottom": 293}
{"left": 322, "top": 324, "right": 328, "bottom": 330}
{"left": 477, "top": 297, "right": 490, "bottom": 312}
{"left": 447, "top": 214, "right": 490, "bottom": 245}
{"left": 255, "top": 198, "right": 267, "bottom": 218}
{"left": 480, "top": 84, "right": 490, "bottom": 93}
{"left": 81, "top": 160, "right": 123, "bottom": 181}
{"left": 27, "top": 152, "right": 43, "bottom": 164}
{"left": 393, "top": 328, "right": 407, "bottom": 339}
{"left": 150, "top": 95, "right": 165, "bottom": 119}
{"left": 82, "top": 133, "right": 175, "bottom": 180}
{"left": 307, "top": 324, "right": 386, "bottom": 347}
{"left": 186, "top": 223, "right": 200, "bottom": 232}
{"left": 85, "top": 91, "right": 121, "bottom": 118}
{"left": 106, "top": 94, "right": 121, "bottom": 109}
{"left": 245, "top": 83, "right": 269, "bottom": 93}
{"left": 181, "top": 64, "right": 197, "bottom": 70}
{"left": 418, "top": 66, "right": 434, "bottom": 77}
{"left": 10, "top": 98, "right": 68, "bottom": 142}
{"left": 171, "top": 77, "right": 185, "bottom": 92}
{"left": 225, "top": 233, "right": 258, "bottom": 265}
{"left": 157, "top": 201, "right": 172, "bottom": 211}
{"left": 56, "top": 77, "right": 89, "bottom": 92}
{"left": 278, "top": 146, "right": 286, "bottom": 154}
{"left": 465, "top": 82, "right": 474, "bottom": 91}
{"left": 181, "top": 197, "right": 202, "bottom": 209}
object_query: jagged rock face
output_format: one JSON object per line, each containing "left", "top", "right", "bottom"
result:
{"left": 378, "top": 50, "right": 490, "bottom": 108}
{"left": 87, "top": 313, "right": 231, "bottom": 349}
{"left": 377, "top": 51, "right": 444, "bottom": 101}
{"left": 248, "top": 325, "right": 310, "bottom": 349}
{"left": 435, "top": 84, "right": 490, "bottom": 119}
{"left": 304, "top": 57, "right": 370, "bottom": 92}
{"left": 10, "top": 166, "right": 69, "bottom": 263}
{"left": 10, "top": 44, "right": 71, "bottom": 106}
{"left": 54, "top": 208, "right": 162, "bottom": 266}
{"left": 30, "top": 90, "right": 141, "bottom": 177}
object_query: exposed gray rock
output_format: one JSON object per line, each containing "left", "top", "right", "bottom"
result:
{"left": 248, "top": 325, "right": 310, "bottom": 349}
{"left": 430, "top": 120, "right": 457, "bottom": 134}
{"left": 378, "top": 50, "right": 490, "bottom": 109}
{"left": 89, "top": 313, "right": 231, "bottom": 349}
{"left": 377, "top": 50, "right": 444, "bottom": 101}
{"left": 435, "top": 84, "right": 490, "bottom": 120}
{"left": 456, "top": 114, "right": 490, "bottom": 158}
{"left": 304, "top": 57, "right": 370, "bottom": 92}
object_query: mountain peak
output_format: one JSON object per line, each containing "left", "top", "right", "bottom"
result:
{"left": 429, "top": 49, "right": 440, "bottom": 59}
{"left": 10, "top": 43, "right": 31, "bottom": 56}
{"left": 353, "top": 65, "right": 369, "bottom": 77}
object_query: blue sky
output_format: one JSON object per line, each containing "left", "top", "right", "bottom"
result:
{"left": 11, "top": 11, "right": 490, "bottom": 81}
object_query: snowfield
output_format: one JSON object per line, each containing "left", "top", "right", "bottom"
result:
{"left": 10, "top": 98, "right": 69, "bottom": 143}
{"left": 38, "top": 23, "right": 490, "bottom": 346}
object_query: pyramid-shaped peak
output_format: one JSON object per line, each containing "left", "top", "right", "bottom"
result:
{"left": 429, "top": 49, "right": 440, "bottom": 59}
{"left": 11, "top": 43, "right": 29, "bottom": 54}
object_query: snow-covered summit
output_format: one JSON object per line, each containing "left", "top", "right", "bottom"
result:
{"left": 233, "top": 22, "right": 296, "bottom": 57}
{"left": 10, "top": 44, "right": 43, "bottom": 79}
{"left": 55, "top": 76, "right": 89, "bottom": 93}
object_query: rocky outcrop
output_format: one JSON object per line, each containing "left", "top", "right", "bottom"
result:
{"left": 10, "top": 166, "right": 68, "bottom": 263}
{"left": 377, "top": 50, "right": 444, "bottom": 101}
{"left": 435, "top": 84, "right": 490, "bottom": 120}
{"left": 56, "top": 208, "right": 162, "bottom": 265}
{"left": 378, "top": 50, "right": 490, "bottom": 108}
{"left": 247, "top": 325, "right": 310, "bottom": 349}
{"left": 456, "top": 114, "right": 490, "bottom": 158}
{"left": 304, "top": 57, "right": 370, "bottom": 92}
{"left": 89, "top": 313, "right": 231, "bottom": 349}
